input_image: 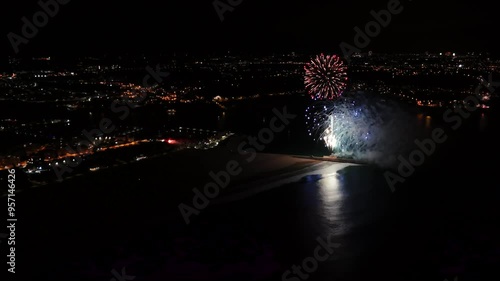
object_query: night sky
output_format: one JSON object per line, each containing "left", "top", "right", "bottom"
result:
{"left": 1, "top": 0, "right": 498, "bottom": 57}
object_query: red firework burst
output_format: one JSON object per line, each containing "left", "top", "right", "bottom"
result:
{"left": 304, "top": 54, "right": 348, "bottom": 100}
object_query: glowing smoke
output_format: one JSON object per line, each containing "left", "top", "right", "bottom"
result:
{"left": 306, "top": 94, "right": 417, "bottom": 168}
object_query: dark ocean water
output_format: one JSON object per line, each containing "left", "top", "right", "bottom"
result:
{"left": 6, "top": 98, "right": 500, "bottom": 281}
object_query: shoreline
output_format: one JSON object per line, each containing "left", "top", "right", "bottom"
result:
{"left": 6, "top": 147, "right": 363, "bottom": 200}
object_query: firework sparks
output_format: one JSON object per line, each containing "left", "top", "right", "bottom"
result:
{"left": 306, "top": 96, "right": 416, "bottom": 166}
{"left": 304, "top": 54, "right": 348, "bottom": 100}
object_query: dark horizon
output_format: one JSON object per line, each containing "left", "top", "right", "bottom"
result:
{"left": 2, "top": 0, "right": 499, "bottom": 57}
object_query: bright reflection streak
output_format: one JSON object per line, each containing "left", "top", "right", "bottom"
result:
{"left": 425, "top": 115, "right": 432, "bottom": 129}
{"left": 315, "top": 164, "right": 352, "bottom": 233}
{"left": 318, "top": 173, "right": 342, "bottom": 203}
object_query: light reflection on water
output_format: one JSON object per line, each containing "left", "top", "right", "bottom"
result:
{"left": 425, "top": 115, "right": 432, "bottom": 129}
{"left": 480, "top": 113, "right": 488, "bottom": 132}
{"left": 314, "top": 165, "right": 351, "bottom": 236}
{"left": 318, "top": 173, "right": 343, "bottom": 216}
{"left": 304, "top": 162, "right": 390, "bottom": 241}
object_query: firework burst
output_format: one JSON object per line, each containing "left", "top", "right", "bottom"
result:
{"left": 304, "top": 54, "right": 348, "bottom": 100}
{"left": 306, "top": 96, "right": 417, "bottom": 166}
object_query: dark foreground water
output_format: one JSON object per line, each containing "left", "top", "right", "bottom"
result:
{"left": 5, "top": 102, "right": 500, "bottom": 281}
